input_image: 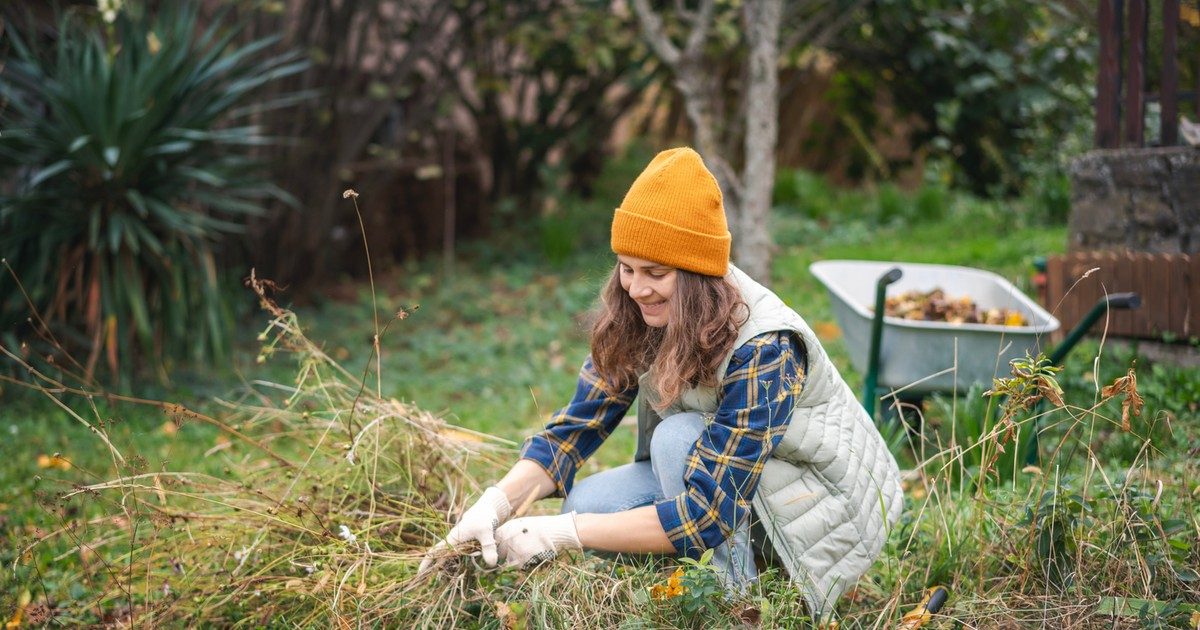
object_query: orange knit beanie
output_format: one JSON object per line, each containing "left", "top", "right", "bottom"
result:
{"left": 610, "top": 147, "right": 731, "bottom": 277}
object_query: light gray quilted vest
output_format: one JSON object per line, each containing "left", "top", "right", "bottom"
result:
{"left": 633, "top": 265, "right": 904, "bottom": 615}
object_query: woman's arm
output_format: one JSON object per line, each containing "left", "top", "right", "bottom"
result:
{"left": 518, "top": 356, "right": 638, "bottom": 497}
{"left": 495, "top": 459, "right": 558, "bottom": 514}
{"left": 574, "top": 506, "right": 674, "bottom": 553}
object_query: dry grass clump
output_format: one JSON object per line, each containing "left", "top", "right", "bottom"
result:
{"left": 10, "top": 272, "right": 657, "bottom": 627}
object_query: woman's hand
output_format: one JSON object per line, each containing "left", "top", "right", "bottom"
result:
{"left": 495, "top": 512, "right": 581, "bottom": 569}
{"left": 419, "top": 486, "right": 512, "bottom": 571}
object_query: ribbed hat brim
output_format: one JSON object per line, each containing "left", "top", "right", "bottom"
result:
{"left": 611, "top": 208, "right": 730, "bottom": 277}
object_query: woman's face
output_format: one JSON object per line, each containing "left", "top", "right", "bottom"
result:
{"left": 617, "top": 255, "right": 677, "bottom": 328}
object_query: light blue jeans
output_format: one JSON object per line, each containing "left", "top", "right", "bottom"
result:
{"left": 561, "top": 412, "right": 758, "bottom": 589}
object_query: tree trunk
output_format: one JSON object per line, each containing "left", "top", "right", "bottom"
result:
{"left": 631, "top": 0, "right": 779, "bottom": 283}
{"left": 737, "top": 0, "right": 781, "bottom": 283}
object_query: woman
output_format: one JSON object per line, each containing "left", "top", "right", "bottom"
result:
{"left": 420, "top": 147, "right": 903, "bottom": 615}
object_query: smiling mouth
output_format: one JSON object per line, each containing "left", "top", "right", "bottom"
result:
{"left": 638, "top": 301, "right": 666, "bottom": 312}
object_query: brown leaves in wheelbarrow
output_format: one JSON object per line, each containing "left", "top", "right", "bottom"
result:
{"left": 1102, "top": 367, "right": 1143, "bottom": 432}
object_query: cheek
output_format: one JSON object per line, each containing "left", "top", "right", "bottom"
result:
{"left": 661, "top": 278, "right": 677, "bottom": 300}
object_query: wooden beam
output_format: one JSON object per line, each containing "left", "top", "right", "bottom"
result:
{"left": 1123, "top": 0, "right": 1147, "bottom": 147}
{"left": 1162, "top": 0, "right": 1180, "bottom": 146}
{"left": 1096, "top": 0, "right": 1122, "bottom": 148}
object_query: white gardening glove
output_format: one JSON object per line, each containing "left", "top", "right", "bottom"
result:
{"left": 495, "top": 512, "right": 581, "bottom": 570}
{"left": 419, "top": 486, "right": 512, "bottom": 571}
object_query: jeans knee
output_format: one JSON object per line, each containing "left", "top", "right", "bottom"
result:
{"left": 649, "top": 412, "right": 706, "bottom": 465}
{"left": 562, "top": 469, "right": 657, "bottom": 514}
{"left": 561, "top": 477, "right": 603, "bottom": 514}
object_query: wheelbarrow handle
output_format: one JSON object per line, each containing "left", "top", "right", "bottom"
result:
{"left": 1048, "top": 291, "right": 1141, "bottom": 367}
{"left": 1106, "top": 292, "right": 1140, "bottom": 310}
{"left": 878, "top": 267, "right": 904, "bottom": 287}
{"left": 863, "top": 267, "right": 904, "bottom": 419}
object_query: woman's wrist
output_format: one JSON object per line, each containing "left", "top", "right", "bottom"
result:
{"left": 496, "top": 459, "right": 557, "bottom": 514}
{"left": 574, "top": 507, "right": 676, "bottom": 554}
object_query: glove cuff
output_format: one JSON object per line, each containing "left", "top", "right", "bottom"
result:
{"left": 481, "top": 486, "right": 513, "bottom": 523}
{"left": 548, "top": 511, "right": 582, "bottom": 550}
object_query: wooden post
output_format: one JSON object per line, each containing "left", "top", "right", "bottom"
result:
{"left": 1112, "top": 251, "right": 1134, "bottom": 336}
{"left": 1166, "top": 254, "right": 1187, "bottom": 336}
{"left": 1046, "top": 255, "right": 1066, "bottom": 344}
{"left": 1096, "top": 0, "right": 1123, "bottom": 148}
{"left": 1123, "top": 0, "right": 1147, "bottom": 147}
{"left": 1140, "top": 253, "right": 1167, "bottom": 336}
{"left": 1190, "top": 255, "right": 1200, "bottom": 338}
{"left": 1162, "top": 0, "right": 1180, "bottom": 146}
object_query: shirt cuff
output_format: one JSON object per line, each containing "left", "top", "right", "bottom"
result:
{"left": 518, "top": 437, "right": 575, "bottom": 498}
{"left": 654, "top": 496, "right": 703, "bottom": 560}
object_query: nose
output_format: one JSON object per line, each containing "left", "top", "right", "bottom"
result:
{"left": 628, "top": 274, "right": 653, "bottom": 299}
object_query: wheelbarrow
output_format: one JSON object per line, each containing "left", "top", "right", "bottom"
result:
{"left": 809, "top": 260, "right": 1140, "bottom": 421}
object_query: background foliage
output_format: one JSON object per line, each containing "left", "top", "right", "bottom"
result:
{"left": 830, "top": 0, "right": 1094, "bottom": 195}
{"left": 0, "top": 4, "right": 304, "bottom": 382}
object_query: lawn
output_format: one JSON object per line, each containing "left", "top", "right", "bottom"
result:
{"left": 2, "top": 166, "right": 1198, "bottom": 627}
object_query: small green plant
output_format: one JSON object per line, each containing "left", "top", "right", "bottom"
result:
{"left": 1019, "top": 478, "right": 1092, "bottom": 588}
{"left": 675, "top": 549, "right": 725, "bottom": 617}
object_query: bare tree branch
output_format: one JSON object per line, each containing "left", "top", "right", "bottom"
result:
{"left": 631, "top": 0, "right": 682, "bottom": 68}
{"left": 782, "top": 0, "right": 869, "bottom": 55}
{"left": 683, "top": 0, "right": 716, "bottom": 58}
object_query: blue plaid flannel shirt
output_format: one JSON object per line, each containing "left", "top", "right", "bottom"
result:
{"left": 519, "top": 331, "right": 807, "bottom": 558}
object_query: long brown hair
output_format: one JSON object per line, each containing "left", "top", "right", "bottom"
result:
{"left": 590, "top": 265, "right": 747, "bottom": 410}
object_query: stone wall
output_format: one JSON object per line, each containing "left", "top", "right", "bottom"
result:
{"left": 1068, "top": 147, "right": 1200, "bottom": 253}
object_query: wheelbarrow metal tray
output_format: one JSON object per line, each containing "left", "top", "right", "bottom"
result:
{"left": 809, "top": 260, "right": 1061, "bottom": 395}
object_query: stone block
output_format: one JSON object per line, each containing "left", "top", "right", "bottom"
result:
{"left": 1184, "top": 225, "right": 1200, "bottom": 255}
{"left": 1068, "top": 195, "right": 1127, "bottom": 247}
{"left": 1069, "top": 155, "right": 1114, "bottom": 197}
{"left": 1109, "top": 154, "right": 1168, "bottom": 190}
{"left": 1167, "top": 152, "right": 1200, "bottom": 226}
{"left": 1130, "top": 229, "right": 1183, "bottom": 254}
{"left": 1130, "top": 190, "right": 1177, "bottom": 230}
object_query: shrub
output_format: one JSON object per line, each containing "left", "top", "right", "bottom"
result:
{"left": 0, "top": 5, "right": 306, "bottom": 382}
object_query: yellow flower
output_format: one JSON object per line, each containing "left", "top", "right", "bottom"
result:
{"left": 36, "top": 454, "right": 71, "bottom": 471}
{"left": 649, "top": 567, "right": 687, "bottom": 601}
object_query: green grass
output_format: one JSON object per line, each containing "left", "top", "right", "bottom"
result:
{"left": 2, "top": 162, "right": 1197, "bottom": 627}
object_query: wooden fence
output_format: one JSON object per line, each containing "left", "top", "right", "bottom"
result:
{"left": 1097, "top": 0, "right": 1199, "bottom": 148}
{"left": 1044, "top": 252, "right": 1198, "bottom": 340}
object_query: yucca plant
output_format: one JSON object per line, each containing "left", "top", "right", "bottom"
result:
{"left": 0, "top": 4, "right": 308, "bottom": 383}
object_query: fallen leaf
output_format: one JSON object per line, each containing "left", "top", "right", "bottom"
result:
{"left": 495, "top": 601, "right": 517, "bottom": 630}
{"left": 5, "top": 590, "right": 30, "bottom": 629}
{"left": 813, "top": 321, "right": 841, "bottom": 341}
{"left": 733, "top": 602, "right": 762, "bottom": 625}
